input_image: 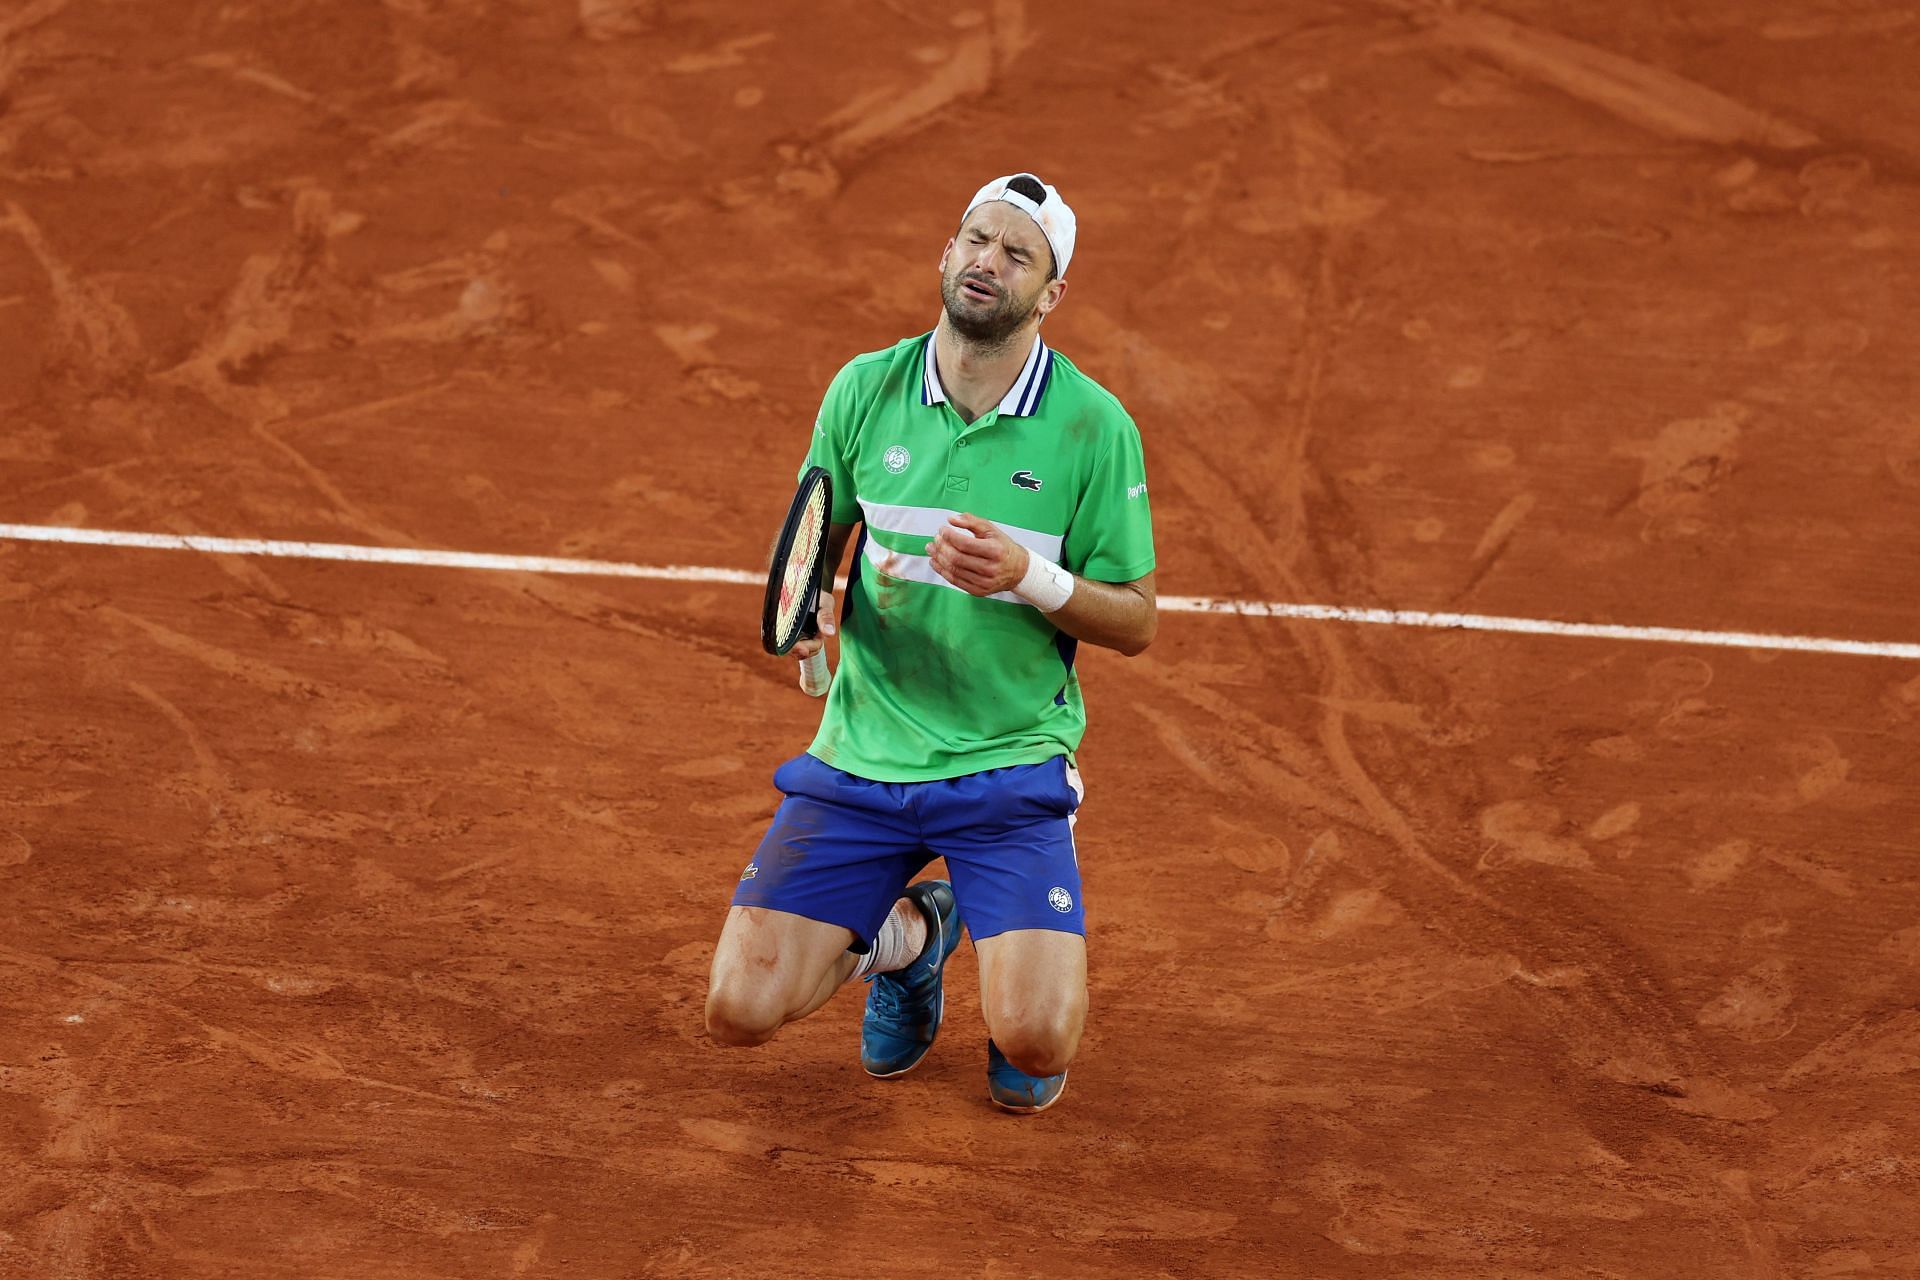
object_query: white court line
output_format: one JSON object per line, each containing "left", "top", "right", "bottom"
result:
{"left": 0, "top": 522, "right": 761, "bottom": 586}
{"left": 1154, "top": 596, "right": 1920, "bottom": 661}
{"left": 3, "top": 521, "right": 1918, "bottom": 662}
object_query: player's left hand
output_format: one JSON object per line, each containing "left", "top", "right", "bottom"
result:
{"left": 929, "top": 513, "right": 1030, "bottom": 596}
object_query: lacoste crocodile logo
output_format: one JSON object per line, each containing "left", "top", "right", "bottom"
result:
{"left": 1010, "top": 470, "right": 1042, "bottom": 491}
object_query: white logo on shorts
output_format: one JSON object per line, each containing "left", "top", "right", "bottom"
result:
{"left": 1048, "top": 886, "right": 1074, "bottom": 913}
{"left": 884, "top": 445, "right": 911, "bottom": 474}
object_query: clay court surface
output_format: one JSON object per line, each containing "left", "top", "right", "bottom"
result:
{"left": 4, "top": 1, "right": 1920, "bottom": 1276}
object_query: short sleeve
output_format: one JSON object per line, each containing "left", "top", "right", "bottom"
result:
{"left": 800, "top": 361, "right": 863, "bottom": 525}
{"left": 1062, "top": 419, "right": 1155, "bottom": 582}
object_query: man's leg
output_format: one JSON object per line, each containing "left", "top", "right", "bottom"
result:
{"left": 707, "top": 754, "right": 931, "bottom": 1047}
{"left": 707, "top": 893, "right": 943, "bottom": 1046}
{"left": 927, "top": 756, "right": 1088, "bottom": 1111}
{"left": 704, "top": 906, "right": 867, "bottom": 1046}
{"left": 974, "top": 928, "right": 1087, "bottom": 1077}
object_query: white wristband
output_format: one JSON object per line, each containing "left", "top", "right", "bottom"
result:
{"left": 1014, "top": 551, "right": 1075, "bottom": 613}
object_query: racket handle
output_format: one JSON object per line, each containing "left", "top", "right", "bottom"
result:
{"left": 798, "top": 649, "right": 831, "bottom": 697}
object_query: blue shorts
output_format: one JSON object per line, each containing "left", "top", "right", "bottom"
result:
{"left": 732, "top": 753, "right": 1085, "bottom": 945}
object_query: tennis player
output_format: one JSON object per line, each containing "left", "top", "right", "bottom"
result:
{"left": 704, "top": 174, "right": 1155, "bottom": 1113}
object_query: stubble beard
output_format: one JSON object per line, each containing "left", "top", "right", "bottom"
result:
{"left": 940, "top": 268, "right": 1040, "bottom": 351}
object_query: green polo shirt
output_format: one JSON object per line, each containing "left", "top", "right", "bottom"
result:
{"left": 800, "top": 330, "right": 1155, "bottom": 783}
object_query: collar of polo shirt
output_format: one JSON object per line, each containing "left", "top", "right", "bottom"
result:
{"left": 919, "top": 332, "right": 1056, "bottom": 419}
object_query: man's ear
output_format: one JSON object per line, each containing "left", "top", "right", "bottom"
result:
{"left": 1034, "top": 277, "right": 1069, "bottom": 319}
{"left": 938, "top": 237, "right": 955, "bottom": 273}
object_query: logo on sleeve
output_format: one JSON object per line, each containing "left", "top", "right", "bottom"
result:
{"left": 884, "top": 445, "right": 911, "bottom": 474}
{"left": 1011, "top": 470, "right": 1043, "bottom": 491}
{"left": 1128, "top": 481, "right": 1148, "bottom": 500}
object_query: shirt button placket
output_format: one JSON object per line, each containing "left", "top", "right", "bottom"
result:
{"left": 947, "top": 434, "right": 971, "bottom": 494}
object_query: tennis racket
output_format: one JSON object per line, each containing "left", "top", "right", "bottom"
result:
{"left": 760, "top": 465, "right": 834, "bottom": 697}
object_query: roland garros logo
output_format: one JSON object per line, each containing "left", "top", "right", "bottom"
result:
{"left": 884, "top": 445, "right": 911, "bottom": 474}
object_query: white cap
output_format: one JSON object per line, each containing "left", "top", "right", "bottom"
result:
{"left": 962, "top": 173, "right": 1076, "bottom": 278}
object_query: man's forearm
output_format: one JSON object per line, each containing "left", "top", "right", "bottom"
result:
{"left": 922, "top": 515, "right": 1156, "bottom": 656}
{"left": 822, "top": 522, "right": 855, "bottom": 583}
{"left": 1042, "top": 573, "right": 1156, "bottom": 657}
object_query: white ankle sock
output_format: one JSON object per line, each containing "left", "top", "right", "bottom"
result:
{"left": 850, "top": 897, "right": 929, "bottom": 982}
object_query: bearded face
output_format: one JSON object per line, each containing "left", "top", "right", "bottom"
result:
{"left": 939, "top": 258, "right": 1045, "bottom": 347}
{"left": 938, "top": 204, "right": 1058, "bottom": 348}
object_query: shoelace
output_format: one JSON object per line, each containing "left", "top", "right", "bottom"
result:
{"left": 865, "top": 956, "right": 937, "bottom": 1022}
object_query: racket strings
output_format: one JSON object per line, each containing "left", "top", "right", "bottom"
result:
{"left": 774, "top": 484, "right": 827, "bottom": 647}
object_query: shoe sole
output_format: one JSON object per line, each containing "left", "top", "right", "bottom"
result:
{"left": 862, "top": 886, "right": 956, "bottom": 1080}
{"left": 990, "top": 1072, "right": 1068, "bottom": 1115}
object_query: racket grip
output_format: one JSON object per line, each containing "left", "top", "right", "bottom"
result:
{"left": 798, "top": 649, "right": 831, "bottom": 697}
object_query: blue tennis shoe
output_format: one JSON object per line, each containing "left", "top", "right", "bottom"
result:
{"left": 987, "top": 1039, "right": 1068, "bottom": 1114}
{"left": 860, "top": 879, "right": 963, "bottom": 1078}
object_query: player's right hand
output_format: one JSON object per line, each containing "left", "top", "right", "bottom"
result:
{"left": 792, "top": 591, "right": 836, "bottom": 660}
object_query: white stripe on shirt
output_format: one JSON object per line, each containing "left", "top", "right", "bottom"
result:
{"left": 857, "top": 498, "right": 1065, "bottom": 563}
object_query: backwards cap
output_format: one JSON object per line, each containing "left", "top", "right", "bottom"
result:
{"left": 963, "top": 173, "right": 1076, "bottom": 277}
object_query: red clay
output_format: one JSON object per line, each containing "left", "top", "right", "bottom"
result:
{"left": 4, "top": 2, "right": 1920, "bottom": 1277}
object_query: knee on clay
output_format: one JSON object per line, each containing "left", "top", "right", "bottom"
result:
{"left": 991, "top": 1015, "right": 1081, "bottom": 1078}
{"left": 703, "top": 985, "right": 787, "bottom": 1047}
